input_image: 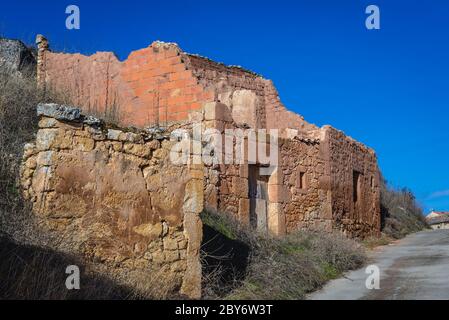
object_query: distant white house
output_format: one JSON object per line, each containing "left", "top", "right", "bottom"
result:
{"left": 426, "top": 211, "right": 449, "bottom": 230}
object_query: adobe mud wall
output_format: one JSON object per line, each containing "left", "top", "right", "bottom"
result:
{"left": 20, "top": 104, "right": 203, "bottom": 298}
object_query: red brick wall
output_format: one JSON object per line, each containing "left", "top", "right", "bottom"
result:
{"left": 42, "top": 41, "right": 318, "bottom": 131}
{"left": 43, "top": 42, "right": 215, "bottom": 127}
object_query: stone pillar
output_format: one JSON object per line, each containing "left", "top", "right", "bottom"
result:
{"left": 267, "top": 167, "right": 286, "bottom": 236}
{"left": 180, "top": 163, "right": 204, "bottom": 299}
{"left": 319, "top": 127, "right": 334, "bottom": 228}
{"left": 35, "top": 34, "right": 49, "bottom": 89}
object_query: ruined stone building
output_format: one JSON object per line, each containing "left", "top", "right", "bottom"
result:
{"left": 21, "top": 35, "right": 381, "bottom": 298}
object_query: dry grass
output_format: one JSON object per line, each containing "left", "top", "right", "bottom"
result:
{"left": 0, "top": 233, "right": 184, "bottom": 300}
{"left": 84, "top": 95, "right": 122, "bottom": 125}
{"left": 200, "top": 210, "right": 366, "bottom": 300}
{"left": 0, "top": 70, "right": 176, "bottom": 300}
{"left": 0, "top": 67, "right": 79, "bottom": 246}
{"left": 0, "top": 70, "right": 45, "bottom": 241}
{"left": 362, "top": 233, "right": 394, "bottom": 249}
{"left": 0, "top": 68, "right": 88, "bottom": 241}
{"left": 0, "top": 235, "right": 140, "bottom": 300}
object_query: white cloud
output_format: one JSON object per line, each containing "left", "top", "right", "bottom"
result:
{"left": 428, "top": 190, "right": 449, "bottom": 200}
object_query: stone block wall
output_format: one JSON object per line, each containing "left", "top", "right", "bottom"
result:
{"left": 323, "top": 126, "right": 381, "bottom": 237}
{"left": 278, "top": 134, "right": 332, "bottom": 233}
{"left": 201, "top": 102, "right": 252, "bottom": 224}
{"left": 20, "top": 104, "right": 203, "bottom": 298}
{"left": 200, "top": 103, "right": 329, "bottom": 236}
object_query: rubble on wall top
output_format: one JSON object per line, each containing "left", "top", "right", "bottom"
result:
{"left": 36, "top": 103, "right": 101, "bottom": 127}
{"left": 36, "top": 103, "right": 170, "bottom": 141}
{"left": 185, "top": 53, "right": 263, "bottom": 78}
{"left": 281, "top": 128, "right": 320, "bottom": 144}
{"left": 320, "top": 124, "right": 376, "bottom": 155}
{"left": 150, "top": 40, "right": 180, "bottom": 49}
{"left": 293, "top": 132, "right": 320, "bottom": 144}
{"left": 294, "top": 136, "right": 320, "bottom": 144}
{"left": 147, "top": 41, "right": 182, "bottom": 62}
{"left": 35, "top": 34, "right": 47, "bottom": 45}
{"left": 37, "top": 103, "right": 82, "bottom": 122}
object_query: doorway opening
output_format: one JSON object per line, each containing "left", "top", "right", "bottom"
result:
{"left": 248, "top": 165, "right": 269, "bottom": 232}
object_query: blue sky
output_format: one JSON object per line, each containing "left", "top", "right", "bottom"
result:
{"left": 1, "top": 1, "right": 448, "bottom": 212}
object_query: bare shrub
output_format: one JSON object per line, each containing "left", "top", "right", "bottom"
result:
{"left": 84, "top": 92, "right": 122, "bottom": 125}
{"left": 0, "top": 70, "right": 43, "bottom": 240}
{"left": 0, "top": 68, "right": 78, "bottom": 241}
{"left": 362, "top": 233, "right": 394, "bottom": 249}
{"left": 200, "top": 210, "right": 366, "bottom": 300}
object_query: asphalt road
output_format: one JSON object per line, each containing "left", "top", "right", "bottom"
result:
{"left": 308, "top": 229, "right": 449, "bottom": 300}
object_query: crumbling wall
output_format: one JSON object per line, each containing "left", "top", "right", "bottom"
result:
{"left": 264, "top": 80, "right": 318, "bottom": 132}
{"left": 35, "top": 35, "right": 381, "bottom": 239}
{"left": 186, "top": 54, "right": 267, "bottom": 129}
{"left": 37, "top": 35, "right": 317, "bottom": 133}
{"left": 323, "top": 126, "right": 381, "bottom": 238}
{"left": 278, "top": 134, "right": 332, "bottom": 233}
{"left": 38, "top": 37, "right": 215, "bottom": 127}
{"left": 198, "top": 102, "right": 381, "bottom": 238}
{"left": 200, "top": 102, "right": 251, "bottom": 225}
{"left": 20, "top": 104, "right": 203, "bottom": 298}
